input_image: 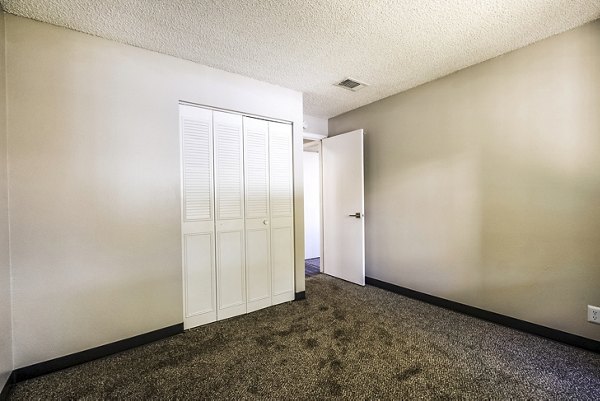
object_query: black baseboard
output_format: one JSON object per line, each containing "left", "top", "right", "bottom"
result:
{"left": 12, "top": 323, "right": 183, "bottom": 383}
{"left": 365, "top": 277, "right": 599, "bottom": 353}
{"left": 295, "top": 291, "right": 306, "bottom": 301}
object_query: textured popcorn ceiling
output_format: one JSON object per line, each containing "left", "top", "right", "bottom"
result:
{"left": 2, "top": 1, "right": 599, "bottom": 118}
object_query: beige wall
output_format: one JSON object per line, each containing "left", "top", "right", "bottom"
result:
{"left": 5, "top": 15, "right": 304, "bottom": 368}
{"left": 0, "top": 12, "right": 14, "bottom": 389}
{"left": 330, "top": 20, "right": 600, "bottom": 341}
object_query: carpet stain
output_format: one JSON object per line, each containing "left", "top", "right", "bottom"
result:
{"left": 275, "top": 322, "right": 307, "bottom": 337}
{"left": 255, "top": 334, "right": 275, "bottom": 348}
{"left": 318, "top": 379, "right": 342, "bottom": 396}
{"left": 377, "top": 327, "right": 393, "bottom": 346}
{"left": 330, "top": 358, "right": 343, "bottom": 371}
{"left": 333, "top": 308, "right": 346, "bottom": 321}
{"left": 395, "top": 366, "right": 422, "bottom": 382}
{"left": 333, "top": 328, "right": 346, "bottom": 338}
{"left": 333, "top": 328, "right": 351, "bottom": 346}
{"left": 305, "top": 338, "right": 319, "bottom": 348}
{"left": 247, "top": 384, "right": 258, "bottom": 395}
{"left": 275, "top": 327, "right": 294, "bottom": 337}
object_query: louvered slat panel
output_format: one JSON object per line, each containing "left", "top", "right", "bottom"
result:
{"left": 269, "top": 123, "right": 293, "bottom": 217}
{"left": 215, "top": 116, "right": 244, "bottom": 220}
{"left": 182, "top": 117, "right": 212, "bottom": 221}
{"left": 244, "top": 122, "right": 269, "bottom": 218}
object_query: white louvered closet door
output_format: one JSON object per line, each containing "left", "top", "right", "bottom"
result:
{"left": 180, "top": 105, "right": 217, "bottom": 329}
{"left": 213, "top": 111, "right": 247, "bottom": 320}
{"left": 269, "top": 121, "right": 295, "bottom": 305}
{"left": 243, "top": 117, "right": 272, "bottom": 312}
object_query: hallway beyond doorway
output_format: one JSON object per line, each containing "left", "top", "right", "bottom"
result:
{"left": 305, "top": 258, "right": 320, "bottom": 277}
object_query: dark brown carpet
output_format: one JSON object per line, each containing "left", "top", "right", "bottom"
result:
{"left": 8, "top": 274, "right": 600, "bottom": 400}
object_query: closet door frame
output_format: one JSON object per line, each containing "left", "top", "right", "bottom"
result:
{"left": 179, "top": 102, "right": 296, "bottom": 328}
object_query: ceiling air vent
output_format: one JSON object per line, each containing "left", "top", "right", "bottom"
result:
{"left": 335, "top": 78, "right": 368, "bottom": 92}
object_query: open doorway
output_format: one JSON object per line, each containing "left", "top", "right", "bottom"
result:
{"left": 302, "top": 122, "right": 366, "bottom": 286}
{"left": 303, "top": 140, "right": 322, "bottom": 277}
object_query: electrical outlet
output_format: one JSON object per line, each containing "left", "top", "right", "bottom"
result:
{"left": 588, "top": 305, "right": 600, "bottom": 324}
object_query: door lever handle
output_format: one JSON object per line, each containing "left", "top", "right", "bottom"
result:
{"left": 348, "top": 212, "right": 362, "bottom": 218}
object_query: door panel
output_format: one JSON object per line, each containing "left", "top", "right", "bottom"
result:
{"left": 269, "top": 121, "right": 295, "bottom": 304}
{"left": 214, "top": 111, "right": 246, "bottom": 319}
{"left": 322, "top": 129, "right": 365, "bottom": 286}
{"left": 271, "top": 225, "right": 294, "bottom": 303}
{"left": 183, "top": 233, "right": 215, "bottom": 319}
{"left": 180, "top": 105, "right": 216, "bottom": 329}
{"left": 246, "top": 225, "right": 271, "bottom": 311}
{"left": 217, "top": 227, "right": 246, "bottom": 319}
{"left": 243, "top": 117, "right": 272, "bottom": 312}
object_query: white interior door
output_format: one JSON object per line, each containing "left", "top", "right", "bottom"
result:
{"left": 180, "top": 105, "right": 217, "bottom": 329}
{"left": 322, "top": 129, "right": 365, "bottom": 285}
{"left": 214, "top": 111, "right": 246, "bottom": 320}
{"left": 243, "top": 116, "right": 272, "bottom": 312}
{"left": 269, "top": 121, "right": 295, "bottom": 304}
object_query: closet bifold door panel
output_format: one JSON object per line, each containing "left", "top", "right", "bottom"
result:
{"left": 180, "top": 105, "right": 217, "bottom": 329}
{"left": 180, "top": 104, "right": 295, "bottom": 327}
{"left": 214, "top": 111, "right": 247, "bottom": 320}
{"left": 269, "top": 121, "right": 295, "bottom": 305}
{"left": 243, "top": 117, "right": 272, "bottom": 312}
